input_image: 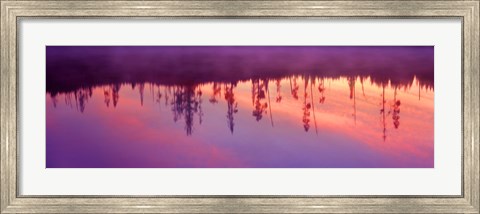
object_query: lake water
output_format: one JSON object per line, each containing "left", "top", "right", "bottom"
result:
{"left": 46, "top": 46, "right": 434, "bottom": 168}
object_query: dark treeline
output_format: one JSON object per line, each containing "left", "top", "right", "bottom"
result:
{"left": 46, "top": 46, "right": 434, "bottom": 95}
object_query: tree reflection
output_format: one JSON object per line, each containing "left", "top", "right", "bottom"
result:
{"left": 275, "top": 79, "right": 282, "bottom": 103}
{"left": 48, "top": 74, "right": 432, "bottom": 140}
{"left": 379, "top": 84, "right": 387, "bottom": 141}
{"left": 318, "top": 78, "right": 326, "bottom": 104}
{"left": 103, "top": 87, "right": 111, "bottom": 107}
{"left": 252, "top": 79, "right": 268, "bottom": 122}
{"left": 310, "top": 77, "right": 318, "bottom": 134}
{"left": 139, "top": 83, "right": 145, "bottom": 106}
{"left": 51, "top": 94, "right": 58, "bottom": 107}
{"left": 74, "top": 88, "right": 92, "bottom": 113}
{"left": 112, "top": 84, "right": 121, "bottom": 108}
{"left": 224, "top": 83, "right": 238, "bottom": 133}
{"left": 209, "top": 83, "right": 222, "bottom": 104}
{"left": 348, "top": 76, "right": 357, "bottom": 124}
{"left": 302, "top": 77, "right": 311, "bottom": 132}
{"left": 290, "top": 76, "right": 299, "bottom": 100}
{"left": 392, "top": 87, "right": 401, "bottom": 129}
{"left": 154, "top": 86, "right": 162, "bottom": 106}
{"left": 171, "top": 86, "right": 203, "bottom": 135}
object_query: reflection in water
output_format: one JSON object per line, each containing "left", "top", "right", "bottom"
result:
{"left": 46, "top": 46, "right": 434, "bottom": 168}
{"left": 224, "top": 83, "right": 238, "bottom": 133}
{"left": 48, "top": 75, "right": 433, "bottom": 141}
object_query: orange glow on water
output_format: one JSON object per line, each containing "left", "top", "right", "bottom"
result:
{"left": 47, "top": 76, "right": 433, "bottom": 168}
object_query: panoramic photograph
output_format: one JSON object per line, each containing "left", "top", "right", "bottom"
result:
{"left": 46, "top": 46, "right": 434, "bottom": 168}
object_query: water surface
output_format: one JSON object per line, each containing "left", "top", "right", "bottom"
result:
{"left": 46, "top": 46, "right": 434, "bottom": 168}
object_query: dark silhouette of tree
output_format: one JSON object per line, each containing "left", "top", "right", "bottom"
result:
{"left": 103, "top": 87, "right": 111, "bottom": 107}
{"left": 88, "top": 87, "right": 93, "bottom": 98}
{"left": 359, "top": 76, "right": 367, "bottom": 99}
{"left": 209, "top": 83, "right": 221, "bottom": 104}
{"left": 348, "top": 76, "right": 357, "bottom": 124}
{"left": 172, "top": 87, "right": 181, "bottom": 122}
{"left": 50, "top": 94, "right": 58, "bottom": 107}
{"left": 290, "top": 76, "right": 299, "bottom": 100}
{"left": 164, "top": 87, "right": 170, "bottom": 107}
{"left": 155, "top": 86, "right": 162, "bottom": 105}
{"left": 275, "top": 79, "right": 282, "bottom": 103}
{"left": 64, "top": 93, "right": 73, "bottom": 108}
{"left": 171, "top": 85, "right": 203, "bottom": 136}
{"left": 310, "top": 77, "right": 318, "bottom": 134}
{"left": 112, "top": 84, "right": 121, "bottom": 108}
{"left": 196, "top": 87, "right": 204, "bottom": 125}
{"left": 379, "top": 84, "right": 387, "bottom": 141}
{"left": 251, "top": 79, "right": 268, "bottom": 121}
{"left": 252, "top": 80, "right": 256, "bottom": 106}
{"left": 74, "top": 88, "right": 91, "bottom": 113}
{"left": 302, "top": 77, "right": 311, "bottom": 132}
{"left": 224, "top": 83, "right": 238, "bottom": 133}
{"left": 139, "top": 83, "right": 145, "bottom": 106}
{"left": 266, "top": 80, "right": 274, "bottom": 127}
{"left": 392, "top": 87, "right": 401, "bottom": 129}
{"left": 318, "top": 78, "right": 326, "bottom": 104}
{"left": 418, "top": 78, "right": 421, "bottom": 100}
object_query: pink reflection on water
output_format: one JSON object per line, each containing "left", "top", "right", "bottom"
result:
{"left": 47, "top": 76, "right": 433, "bottom": 168}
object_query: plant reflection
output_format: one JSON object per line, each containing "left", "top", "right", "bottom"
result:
{"left": 47, "top": 74, "right": 433, "bottom": 140}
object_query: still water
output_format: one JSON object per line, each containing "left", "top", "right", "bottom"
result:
{"left": 46, "top": 46, "right": 434, "bottom": 168}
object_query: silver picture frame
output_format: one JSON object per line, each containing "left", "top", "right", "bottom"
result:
{"left": 1, "top": 1, "right": 478, "bottom": 213}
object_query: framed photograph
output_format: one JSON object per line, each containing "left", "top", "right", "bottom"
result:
{"left": 1, "top": 0, "right": 478, "bottom": 213}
